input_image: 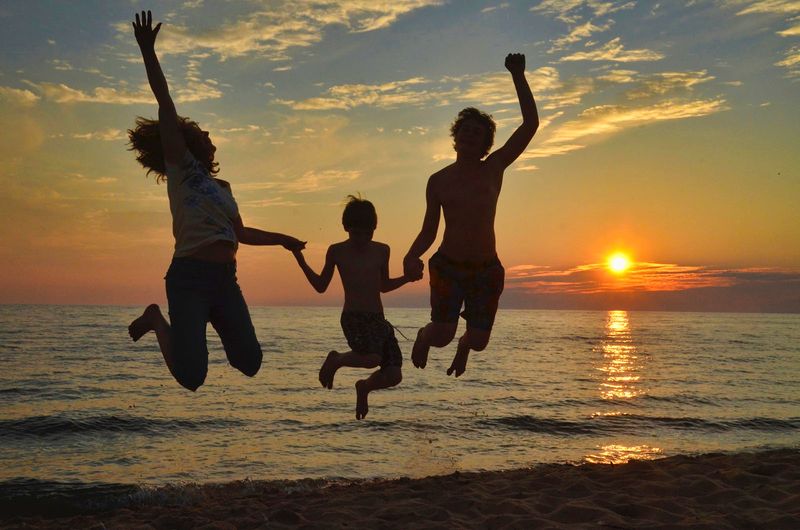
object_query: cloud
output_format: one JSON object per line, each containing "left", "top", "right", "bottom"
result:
{"left": 26, "top": 80, "right": 220, "bottom": 104}
{"left": 482, "top": 2, "right": 510, "bottom": 13}
{"left": 0, "top": 86, "right": 40, "bottom": 106}
{"left": 727, "top": 0, "right": 800, "bottom": 15}
{"left": 531, "top": 0, "right": 636, "bottom": 23}
{"left": 560, "top": 37, "right": 665, "bottom": 62}
{"left": 624, "top": 71, "right": 715, "bottom": 99}
{"left": 506, "top": 261, "right": 800, "bottom": 295}
{"left": 548, "top": 98, "right": 727, "bottom": 144}
{"left": 775, "top": 45, "right": 800, "bottom": 67}
{"left": 116, "top": 1, "right": 444, "bottom": 61}
{"left": 277, "top": 77, "right": 432, "bottom": 110}
{"left": 549, "top": 20, "right": 614, "bottom": 52}
{"left": 241, "top": 170, "right": 361, "bottom": 194}
{"left": 71, "top": 129, "right": 127, "bottom": 141}
{"left": 523, "top": 97, "right": 727, "bottom": 160}
{"left": 279, "top": 66, "right": 594, "bottom": 112}
{"left": 778, "top": 21, "right": 800, "bottom": 35}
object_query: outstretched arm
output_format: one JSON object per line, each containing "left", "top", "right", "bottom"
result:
{"left": 232, "top": 215, "right": 305, "bottom": 250}
{"left": 132, "top": 10, "right": 185, "bottom": 165}
{"left": 486, "top": 53, "right": 539, "bottom": 170}
{"left": 293, "top": 247, "right": 336, "bottom": 293}
{"left": 381, "top": 246, "right": 412, "bottom": 293}
{"left": 403, "top": 177, "right": 441, "bottom": 279}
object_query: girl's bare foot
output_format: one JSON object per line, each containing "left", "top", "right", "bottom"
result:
{"left": 355, "top": 380, "right": 369, "bottom": 420}
{"left": 318, "top": 351, "right": 340, "bottom": 389}
{"left": 128, "top": 304, "right": 161, "bottom": 342}
{"left": 411, "top": 328, "right": 430, "bottom": 369}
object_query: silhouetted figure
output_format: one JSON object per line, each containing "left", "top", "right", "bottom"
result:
{"left": 403, "top": 53, "right": 539, "bottom": 378}
{"left": 293, "top": 196, "right": 416, "bottom": 419}
{"left": 126, "top": 11, "right": 304, "bottom": 391}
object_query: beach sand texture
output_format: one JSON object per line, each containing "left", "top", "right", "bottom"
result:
{"left": 3, "top": 448, "right": 798, "bottom": 529}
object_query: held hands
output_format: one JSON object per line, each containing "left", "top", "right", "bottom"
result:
{"left": 282, "top": 236, "right": 306, "bottom": 253}
{"left": 132, "top": 10, "right": 162, "bottom": 50}
{"left": 505, "top": 53, "right": 525, "bottom": 75}
{"left": 403, "top": 256, "right": 424, "bottom": 281}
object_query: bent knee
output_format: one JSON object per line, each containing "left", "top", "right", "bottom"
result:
{"left": 465, "top": 331, "right": 491, "bottom": 351}
{"left": 231, "top": 351, "right": 263, "bottom": 377}
{"left": 176, "top": 369, "right": 207, "bottom": 392}
{"left": 428, "top": 323, "right": 458, "bottom": 346}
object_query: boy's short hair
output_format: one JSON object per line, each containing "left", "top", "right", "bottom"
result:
{"left": 342, "top": 195, "right": 377, "bottom": 231}
{"left": 450, "top": 107, "right": 496, "bottom": 158}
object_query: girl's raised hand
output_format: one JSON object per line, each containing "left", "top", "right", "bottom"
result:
{"left": 132, "top": 10, "right": 162, "bottom": 50}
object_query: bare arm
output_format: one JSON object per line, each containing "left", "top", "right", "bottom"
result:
{"left": 381, "top": 246, "right": 411, "bottom": 293}
{"left": 132, "top": 10, "right": 185, "bottom": 165}
{"left": 485, "top": 53, "right": 539, "bottom": 170}
{"left": 232, "top": 214, "right": 305, "bottom": 249}
{"left": 403, "top": 176, "right": 441, "bottom": 278}
{"left": 293, "top": 247, "right": 336, "bottom": 294}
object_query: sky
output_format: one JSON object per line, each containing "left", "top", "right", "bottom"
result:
{"left": 0, "top": 0, "right": 798, "bottom": 312}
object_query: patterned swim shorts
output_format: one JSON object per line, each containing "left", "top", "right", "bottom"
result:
{"left": 340, "top": 311, "right": 403, "bottom": 369}
{"left": 428, "top": 252, "right": 505, "bottom": 331}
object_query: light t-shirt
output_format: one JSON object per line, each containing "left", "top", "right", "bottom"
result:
{"left": 165, "top": 150, "right": 239, "bottom": 257}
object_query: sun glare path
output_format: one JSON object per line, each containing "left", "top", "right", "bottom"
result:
{"left": 608, "top": 253, "right": 631, "bottom": 274}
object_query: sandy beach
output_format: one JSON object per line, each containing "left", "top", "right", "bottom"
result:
{"left": 2, "top": 448, "right": 798, "bottom": 529}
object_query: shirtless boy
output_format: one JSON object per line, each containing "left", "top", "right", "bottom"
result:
{"left": 403, "top": 53, "right": 539, "bottom": 378}
{"left": 293, "top": 196, "right": 415, "bottom": 419}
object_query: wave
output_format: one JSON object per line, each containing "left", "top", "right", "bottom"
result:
{"left": 0, "top": 413, "right": 245, "bottom": 439}
{"left": 0, "top": 476, "right": 342, "bottom": 517}
{"left": 482, "top": 414, "right": 800, "bottom": 435}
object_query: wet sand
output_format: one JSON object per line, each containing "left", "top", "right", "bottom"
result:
{"left": 2, "top": 448, "right": 798, "bottom": 529}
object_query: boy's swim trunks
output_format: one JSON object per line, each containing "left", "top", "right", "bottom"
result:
{"left": 428, "top": 251, "right": 505, "bottom": 331}
{"left": 340, "top": 312, "right": 403, "bottom": 369}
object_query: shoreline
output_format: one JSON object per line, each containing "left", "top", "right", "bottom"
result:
{"left": 2, "top": 448, "right": 798, "bottom": 529}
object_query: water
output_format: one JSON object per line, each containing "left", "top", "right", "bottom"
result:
{"left": 0, "top": 306, "right": 798, "bottom": 512}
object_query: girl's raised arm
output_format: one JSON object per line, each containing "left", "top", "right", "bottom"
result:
{"left": 132, "top": 10, "right": 185, "bottom": 165}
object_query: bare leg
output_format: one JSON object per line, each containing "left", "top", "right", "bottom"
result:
{"left": 128, "top": 304, "right": 180, "bottom": 379}
{"left": 447, "top": 328, "right": 490, "bottom": 378}
{"left": 411, "top": 322, "right": 458, "bottom": 369}
{"left": 319, "top": 351, "right": 381, "bottom": 389}
{"left": 355, "top": 366, "right": 402, "bottom": 420}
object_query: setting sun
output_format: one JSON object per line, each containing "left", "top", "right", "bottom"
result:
{"left": 608, "top": 253, "right": 631, "bottom": 274}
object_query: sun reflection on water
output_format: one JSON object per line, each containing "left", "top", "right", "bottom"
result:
{"left": 598, "top": 310, "right": 644, "bottom": 400}
{"left": 584, "top": 444, "right": 663, "bottom": 464}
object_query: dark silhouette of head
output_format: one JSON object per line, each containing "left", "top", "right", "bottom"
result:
{"left": 128, "top": 116, "right": 218, "bottom": 182}
{"left": 342, "top": 195, "right": 377, "bottom": 244}
{"left": 450, "top": 107, "right": 496, "bottom": 159}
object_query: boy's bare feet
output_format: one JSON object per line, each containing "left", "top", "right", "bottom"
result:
{"left": 319, "top": 351, "right": 340, "bottom": 389}
{"left": 411, "top": 327, "right": 430, "bottom": 369}
{"left": 355, "top": 380, "right": 369, "bottom": 420}
{"left": 446, "top": 343, "right": 470, "bottom": 377}
{"left": 128, "top": 304, "right": 161, "bottom": 342}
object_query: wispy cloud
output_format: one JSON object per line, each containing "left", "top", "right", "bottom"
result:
{"left": 624, "top": 70, "right": 715, "bottom": 99}
{"left": 506, "top": 260, "right": 800, "bottom": 295}
{"left": 25, "top": 80, "right": 220, "bottom": 104}
{"left": 531, "top": 0, "right": 636, "bottom": 24}
{"left": 71, "top": 129, "right": 127, "bottom": 141}
{"left": 549, "top": 20, "right": 614, "bottom": 52}
{"left": 277, "top": 77, "right": 432, "bottom": 110}
{"left": 239, "top": 170, "right": 361, "bottom": 194}
{"left": 560, "top": 37, "right": 665, "bottom": 62}
{"left": 115, "top": 1, "right": 444, "bottom": 61}
{"left": 482, "top": 2, "right": 510, "bottom": 13}
{"left": 0, "top": 85, "right": 40, "bottom": 106}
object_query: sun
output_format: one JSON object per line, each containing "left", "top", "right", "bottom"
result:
{"left": 608, "top": 253, "right": 631, "bottom": 274}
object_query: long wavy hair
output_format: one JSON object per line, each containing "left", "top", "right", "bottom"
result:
{"left": 128, "top": 116, "right": 219, "bottom": 183}
{"left": 450, "top": 107, "right": 496, "bottom": 158}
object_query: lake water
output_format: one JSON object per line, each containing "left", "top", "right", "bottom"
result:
{"left": 0, "top": 306, "right": 798, "bottom": 510}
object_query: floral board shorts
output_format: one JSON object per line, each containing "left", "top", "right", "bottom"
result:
{"left": 340, "top": 311, "right": 403, "bottom": 369}
{"left": 428, "top": 251, "right": 505, "bottom": 331}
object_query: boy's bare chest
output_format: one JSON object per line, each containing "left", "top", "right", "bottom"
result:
{"left": 438, "top": 173, "right": 500, "bottom": 210}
